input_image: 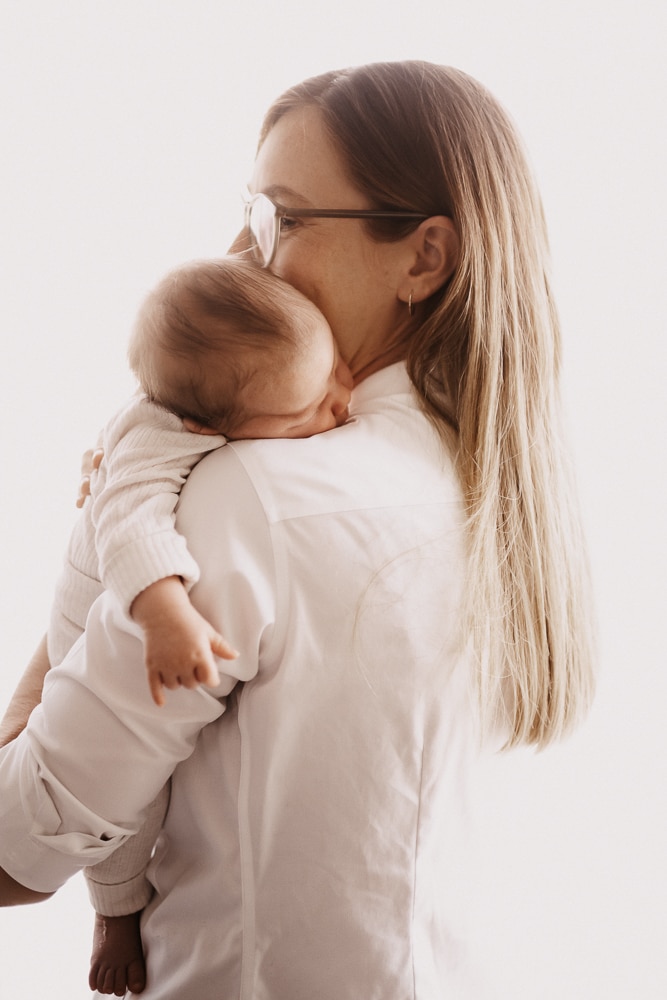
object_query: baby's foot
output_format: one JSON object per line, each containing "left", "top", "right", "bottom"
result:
{"left": 89, "top": 910, "right": 147, "bottom": 995}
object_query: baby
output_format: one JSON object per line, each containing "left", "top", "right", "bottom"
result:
{"left": 0, "top": 255, "right": 353, "bottom": 995}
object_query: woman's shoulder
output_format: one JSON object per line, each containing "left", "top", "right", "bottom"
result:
{"left": 219, "top": 392, "right": 460, "bottom": 526}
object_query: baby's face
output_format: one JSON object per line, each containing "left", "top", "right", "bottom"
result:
{"left": 230, "top": 318, "right": 353, "bottom": 440}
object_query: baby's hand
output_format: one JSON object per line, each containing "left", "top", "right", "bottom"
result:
{"left": 130, "top": 577, "right": 238, "bottom": 707}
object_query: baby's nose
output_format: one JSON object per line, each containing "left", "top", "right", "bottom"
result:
{"left": 334, "top": 405, "right": 349, "bottom": 427}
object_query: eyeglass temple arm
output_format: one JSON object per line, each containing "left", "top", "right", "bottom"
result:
{"left": 242, "top": 192, "right": 427, "bottom": 221}
{"left": 281, "top": 208, "right": 428, "bottom": 220}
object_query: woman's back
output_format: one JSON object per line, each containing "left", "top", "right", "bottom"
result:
{"left": 143, "top": 362, "right": 482, "bottom": 999}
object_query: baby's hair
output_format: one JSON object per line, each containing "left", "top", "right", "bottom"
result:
{"left": 128, "top": 256, "right": 320, "bottom": 435}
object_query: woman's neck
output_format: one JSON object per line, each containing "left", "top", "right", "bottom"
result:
{"left": 349, "top": 339, "right": 408, "bottom": 386}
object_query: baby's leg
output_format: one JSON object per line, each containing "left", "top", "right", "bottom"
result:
{"left": 89, "top": 911, "right": 146, "bottom": 996}
{"left": 85, "top": 785, "right": 170, "bottom": 996}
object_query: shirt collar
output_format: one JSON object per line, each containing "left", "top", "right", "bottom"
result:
{"left": 349, "top": 362, "right": 412, "bottom": 415}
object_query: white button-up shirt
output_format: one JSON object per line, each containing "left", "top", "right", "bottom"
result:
{"left": 0, "top": 362, "right": 485, "bottom": 999}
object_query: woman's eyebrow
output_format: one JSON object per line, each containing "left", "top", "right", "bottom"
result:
{"left": 261, "top": 184, "right": 311, "bottom": 207}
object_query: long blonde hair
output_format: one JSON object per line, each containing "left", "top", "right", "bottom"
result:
{"left": 262, "top": 61, "right": 596, "bottom": 747}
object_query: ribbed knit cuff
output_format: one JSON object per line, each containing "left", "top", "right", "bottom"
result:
{"left": 102, "top": 529, "right": 201, "bottom": 615}
{"left": 84, "top": 867, "right": 154, "bottom": 917}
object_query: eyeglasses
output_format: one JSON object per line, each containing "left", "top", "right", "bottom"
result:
{"left": 244, "top": 191, "right": 428, "bottom": 268}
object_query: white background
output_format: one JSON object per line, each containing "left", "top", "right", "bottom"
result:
{"left": 1, "top": 2, "right": 665, "bottom": 997}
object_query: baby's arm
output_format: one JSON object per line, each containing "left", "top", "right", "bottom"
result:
{"left": 131, "top": 577, "right": 238, "bottom": 707}
{"left": 91, "top": 396, "right": 234, "bottom": 702}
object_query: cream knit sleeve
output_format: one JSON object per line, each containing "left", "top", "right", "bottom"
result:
{"left": 90, "top": 395, "right": 226, "bottom": 616}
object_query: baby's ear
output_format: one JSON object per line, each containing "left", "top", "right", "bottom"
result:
{"left": 182, "top": 417, "right": 222, "bottom": 436}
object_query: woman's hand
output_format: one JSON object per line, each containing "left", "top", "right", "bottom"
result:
{"left": 0, "top": 866, "right": 54, "bottom": 906}
{"left": 76, "top": 448, "right": 104, "bottom": 508}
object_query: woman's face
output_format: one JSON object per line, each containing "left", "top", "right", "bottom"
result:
{"left": 248, "top": 106, "right": 411, "bottom": 382}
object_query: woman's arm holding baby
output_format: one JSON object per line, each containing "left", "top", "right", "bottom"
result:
{"left": 0, "top": 445, "right": 274, "bottom": 907}
{"left": 0, "top": 588, "right": 231, "bottom": 907}
{"left": 1, "top": 447, "right": 104, "bottom": 748}
{"left": 0, "top": 865, "right": 54, "bottom": 906}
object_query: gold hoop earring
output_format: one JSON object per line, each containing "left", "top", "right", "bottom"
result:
{"left": 408, "top": 290, "right": 415, "bottom": 317}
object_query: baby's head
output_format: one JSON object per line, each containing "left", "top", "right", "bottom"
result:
{"left": 128, "top": 257, "right": 353, "bottom": 440}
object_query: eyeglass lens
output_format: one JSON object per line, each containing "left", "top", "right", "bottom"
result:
{"left": 247, "top": 196, "right": 275, "bottom": 266}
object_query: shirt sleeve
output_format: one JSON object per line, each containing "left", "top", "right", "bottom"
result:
{"left": 0, "top": 445, "right": 276, "bottom": 893}
{"left": 91, "top": 396, "right": 226, "bottom": 614}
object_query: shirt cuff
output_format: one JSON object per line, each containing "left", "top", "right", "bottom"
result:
{"left": 0, "top": 734, "right": 137, "bottom": 894}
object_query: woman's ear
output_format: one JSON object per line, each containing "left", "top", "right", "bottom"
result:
{"left": 398, "top": 216, "right": 459, "bottom": 307}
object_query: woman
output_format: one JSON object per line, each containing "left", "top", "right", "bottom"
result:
{"left": 0, "top": 62, "right": 595, "bottom": 998}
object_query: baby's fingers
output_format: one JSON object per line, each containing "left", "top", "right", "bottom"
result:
{"left": 193, "top": 657, "right": 221, "bottom": 690}
{"left": 210, "top": 632, "right": 239, "bottom": 662}
{"left": 76, "top": 448, "right": 104, "bottom": 508}
{"left": 148, "top": 672, "right": 166, "bottom": 708}
{"left": 198, "top": 630, "right": 239, "bottom": 690}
